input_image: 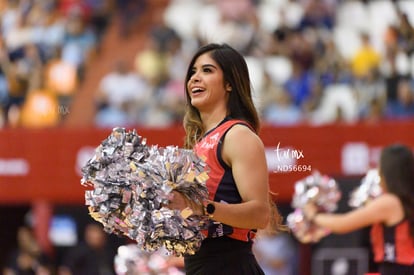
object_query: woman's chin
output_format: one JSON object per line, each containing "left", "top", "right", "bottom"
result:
{"left": 190, "top": 98, "right": 204, "bottom": 109}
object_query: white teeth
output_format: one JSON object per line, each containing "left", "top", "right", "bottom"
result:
{"left": 192, "top": 87, "right": 203, "bottom": 93}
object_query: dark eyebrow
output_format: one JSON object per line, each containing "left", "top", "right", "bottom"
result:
{"left": 192, "top": 64, "right": 218, "bottom": 70}
{"left": 202, "top": 64, "right": 217, "bottom": 69}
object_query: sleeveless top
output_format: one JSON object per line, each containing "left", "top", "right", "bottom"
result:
{"left": 194, "top": 118, "right": 256, "bottom": 242}
{"left": 370, "top": 219, "right": 414, "bottom": 265}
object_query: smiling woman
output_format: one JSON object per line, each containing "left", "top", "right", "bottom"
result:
{"left": 186, "top": 55, "right": 230, "bottom": 117}
{"left": 166, "top": 43, "right": 284, "bottom": 275}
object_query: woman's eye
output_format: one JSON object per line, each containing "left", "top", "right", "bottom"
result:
{"left": 203, "top": 68, "right": 212, "bottom": 72}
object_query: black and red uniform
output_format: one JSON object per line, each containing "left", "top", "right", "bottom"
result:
{"left": 370, "top": 219, "right": 414, "bottom": 274}
{"left": 184, "top": 118, "right": 264, "bottom": 275}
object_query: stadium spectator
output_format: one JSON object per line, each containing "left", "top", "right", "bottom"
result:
{"left": 385, "top": 78, "right": 414, "bottom": 119}
{"left": 360, "top": 97, "right": 385, "bottom": 125}
{"left": 61, "top": 10, "right": 97, "bottom": 81}
{"left": 262, "top": 86, "right": 303, "bottom": 126}
{"left": 395, "top": 11, "right": 414, "bottom": 55}
{"left": 351, "top": 32, "right": 381, "bottom": 79}
{"left": 95, "top": 59, "right": 149, "bottom": 128}
{"left": 299, "top": 0, "right": 336, "bottom": 31}
{"left": 3, "top": 225, "right": 52, "bottom": 275}
{"left": 58, "top": 223, "right": 118, "bottom": 275}
{"left": 283, "top": 58, "right": 316, "bottom": 108}
{"left": 354, "top": 68, "right": 386, "bottom": 117}
{"left": 116, "top": 0, "right": 147, "bottom": 38}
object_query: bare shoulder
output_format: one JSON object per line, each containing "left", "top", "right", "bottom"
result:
{"left": 369, "top": 193, "right": 401, "bottom": 208}
{"left": 224, "top": 124, "right": 264, "bottom": 148}
{"left": 366, "top": 193, "right": 403, "bottom": 220}
{"left": 370, "top": 193, "right": 404, "bottom": 224}
{"left": 222, "top": 124, "right": 265, "bottom": 164}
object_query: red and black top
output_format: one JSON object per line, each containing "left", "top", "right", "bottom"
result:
{"left": 370, "top": 219, "right": 414, "bottom": 265}
{"left": 194, "top": 118, "right": 256, "bottom": 242}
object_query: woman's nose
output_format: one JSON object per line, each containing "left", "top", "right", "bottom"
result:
{"left": 190, "top": 71, "right": 200, "bottom": 82}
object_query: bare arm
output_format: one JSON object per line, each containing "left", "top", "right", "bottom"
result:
{"left": 306, "top": 193, "right": 403, "bottom": 234}
{"left": 210, "top": 125, "right": 270, "bottom": 230}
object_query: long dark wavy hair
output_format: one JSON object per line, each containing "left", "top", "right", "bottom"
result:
{"left": 183, "top": 43, "right": 259, "bottom": 149}
{"left": 380, "top": 144, "right": 414, "bottom": 238}
{"left": 183, "top": 43, "right": 285, "bottom": 233}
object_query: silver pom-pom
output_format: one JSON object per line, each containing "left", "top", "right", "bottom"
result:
{"left": 349, "top": 169, "right": 382, "bottom": 208}
{"left": 81, "top": 128, "right": 209, "bottom": 256}
{"left": 286, "top": 208, "right": 329, "bottom": 244}
{"left": 287, "top": 171, "right": 341, "bottom": 243}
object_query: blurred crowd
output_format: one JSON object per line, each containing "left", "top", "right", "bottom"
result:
{"left": 0, "top": 0, "right": 111, "bottom": 128}
{"left": 95, "top": 0, "right": 414, "bottom": 128}
{"left": 1, "top": 0, "right": 414, "bottom": 129}
{"left": 0, "top": 0, "right": 147, "bottom": 128}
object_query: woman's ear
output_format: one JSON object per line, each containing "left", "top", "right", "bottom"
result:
{"left": 225, "top": 83, "right": 232, "bottom": 92}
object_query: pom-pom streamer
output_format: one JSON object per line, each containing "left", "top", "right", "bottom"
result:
{"left": 287, "top": 171, "right": 341, "bottom": 243}
{"left": 81, "top": 128, "right": 209, "bottom": 256}
{"left": 349, "top": 169, "right": 382, "bottom": 208}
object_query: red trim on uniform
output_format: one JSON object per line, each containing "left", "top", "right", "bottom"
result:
{"left": 371, "top": 220, "right": 414, "bottom": 265}
{"left": 194, "top": 119, "right": 255, "bottom": 242}
{"left": 371, "top": 223, "right": 385, "bottom": 263}
{"left": 395, "top": 221, "right": 414, "bottom": 264}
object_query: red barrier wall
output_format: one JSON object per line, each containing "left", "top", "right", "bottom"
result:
{"left": 0, "top": 121, "right": 413, "bottom": 204}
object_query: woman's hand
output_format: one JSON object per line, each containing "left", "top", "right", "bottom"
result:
{"left": 167, "top": 191, "right": 189, "bottom": 211}
{"left": 303, "top": 202, "right": 318, "bottom": 222}
{"left": 166, "top": 191, "right": 204, "bottom": 216}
